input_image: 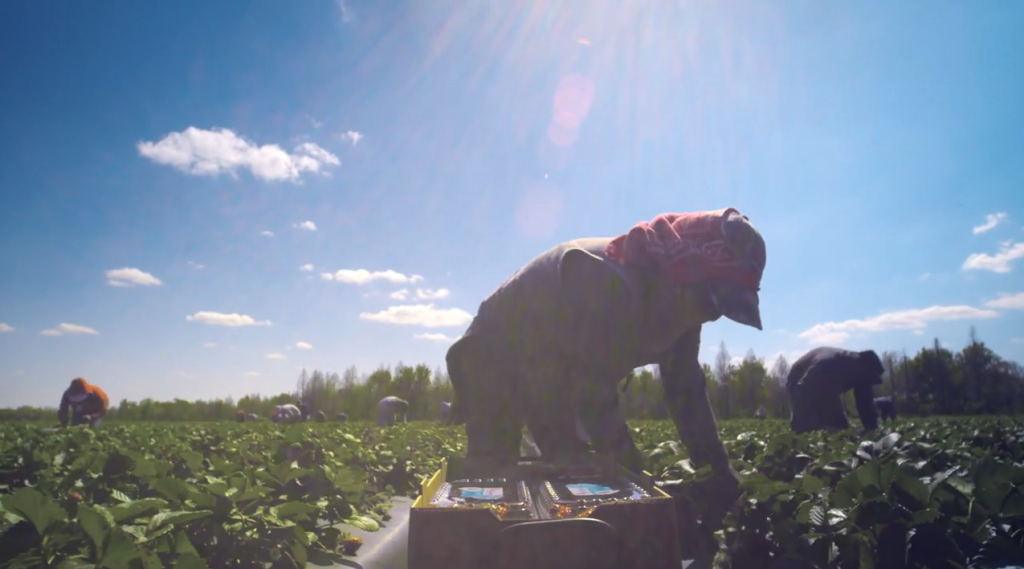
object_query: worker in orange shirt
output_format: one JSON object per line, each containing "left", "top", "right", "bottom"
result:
{"left": 58, "top": 378, "right": 109, "bottom": 427}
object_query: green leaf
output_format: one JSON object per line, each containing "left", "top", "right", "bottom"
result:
{"left": 103, "top": 453, "right": 136, "bottom": 479}
{"left": 180, "top": 451, "right": 205, "bottom": 472}
{"left": 99, "top": 530, "right": 141, "bottom": 569}
{"left": 147, "top": 510, "right": 213, "bottom": 533}
{"left": 795, "top": 499, "right": 815, "bottom": 524}
{"left": 852, "top": 500, "right": 896, "bottom": 529}
{"left": 173, "top": 531, "right": 198, "bottom": 556}
{"left": 131, "top": 459, "right": 158, "bottom": 478}
{"left": 146, "top": 523, "right": 177, "bottom": 544}
{"left": 945, "top": 476, "right": 975, "bottom": 497}
{"left": 290, "top": 541, "right": 308, "bottom": 567}
{"left": 202, "top": 481, "right": 237, "bottom": 499}
{"left": 831, "top": 470, "right": 863, "bottom": 509}
{"left": 139, "top": 550, "right": 163, "bottom": 569}
{"left": 121, "top": 524, "right": 148, "bottom": 541}
{"left": 291, "top": 525, "right": 314, "bottom": 547}
{"left": 269, "top": 462, "right": 310, "bottom": 483}
{"left": 0, "top": 487, "right": 68, "bottom": 535}
{"left": 151, "top": 478, "right": 190, "bottom": 503}
{"left": 856, "top": 461, "right": 882, "bottom": 491}
{"left": 911, "top": 506, "right": 940, "bottom": 525}
{"left": 876, "top": 432, "right": 901, "bottom": 453}
{"left": 271, "top": 502, "right": 321, "bottom": 519}
{"left": 55, "top": 558, "right": 96, "bottom": 569}
{"left": 892, "top": 474, "right": 931, "bottom": 512}
{"left": 172, "top": 554, "right": 211, "bottom": 569}
{"left": 107, "top": 498, "right": 168, "bottom": 523}
{"left": 327, "top": 464, "right": 368, "bottom": 495}
{"left": 857, "top": 535, "right": 875, "bottom": 569}
{"left": 801, "top": 475, "right": 825, "bottom": 495}
{"left": 208, "top": 454, "right": 241, "bottom": 475}
{"left": 109, "top": 490, "right": 133, "bottom": 504}
{"left": 185, "top": 489, "right": 216, "bottom": 508}
{"left": 342, "top": 514, "right": 380, "bottom": 532}
{"left": 77, "top": 504, "right": 113, "bottom": 554}
{"left": 809, "top": 504, "right": 826, "bottom": 527}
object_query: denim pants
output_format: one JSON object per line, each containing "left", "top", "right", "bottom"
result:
{"left": 71, "top": 406, "right": 102, "bottom": 427}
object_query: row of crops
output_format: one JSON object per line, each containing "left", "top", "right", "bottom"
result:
{"left": 0, "top": 422, "right": 465, "bottom": 569}
{"left": 3, "top": 417, "right": 1024, "bottom": 568}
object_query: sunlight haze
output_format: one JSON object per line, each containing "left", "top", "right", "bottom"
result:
{"left": 1, "top": 0, "right": 1023, "bottom": 407}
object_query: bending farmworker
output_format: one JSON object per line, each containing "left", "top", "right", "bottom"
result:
{"left": 376, "top": 396, "right": 409, "bottom": 426}
{"left": 446, "top": 207, "right": 767, "bottom": 531}
{"left": 58, "top": 377, "right": 109, "bottom": 427}
{"left": 786, "top": 347, "right": 885, "bottom": 434}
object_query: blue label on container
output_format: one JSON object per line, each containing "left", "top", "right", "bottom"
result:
{"left": 459, "top": 487, "right": 503, "bottom": 500}
{"left": 566, "top": 483, "right": 618, "bottom": 497}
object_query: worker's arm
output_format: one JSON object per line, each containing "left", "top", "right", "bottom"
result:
{"left": 657, "top": 325, "right": 731, "bottom": 469}
{"left": 57, "top": 393, "right": 70, "bottom": 426}
{"left": 657, "top": 326, "right": 740, "bottom": 531}
{"left": 852, "top": 382, "right": 879, "bottom": 431}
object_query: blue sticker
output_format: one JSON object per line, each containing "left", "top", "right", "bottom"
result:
{"left": 459, "top": 487, "right": 504, "bottom": 500}
{"left": 566, "top": 483, "right": 618, "bottom": 497}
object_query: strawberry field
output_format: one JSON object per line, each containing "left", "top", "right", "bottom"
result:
{"left": 3, "top": 417, "right": 1024, "bottom": 569}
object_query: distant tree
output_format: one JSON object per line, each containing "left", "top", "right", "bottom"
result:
{"left": 6, "top": 327, "right": 1023, "bottom": 422}
{"left": 714, "top": 341, "right": 734, "bottom": 419}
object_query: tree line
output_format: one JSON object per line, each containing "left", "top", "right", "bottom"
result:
{"left": 3, "top": 327, "right": 1021, "bottom": 424}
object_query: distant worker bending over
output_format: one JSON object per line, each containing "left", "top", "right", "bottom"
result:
{"left": 377, "top": 396, "right": 409, "bottom": 426}
{"left": 786, "top": 347, "right": 884, "bottom": 434}
{"left": 58, "top": 377, "right": 109, "bottom": 427}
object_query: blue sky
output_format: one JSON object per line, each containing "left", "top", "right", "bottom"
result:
{"left": 2, "top": 0, "right": 1023, "bottom": 408}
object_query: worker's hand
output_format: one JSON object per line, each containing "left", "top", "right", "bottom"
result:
{"left": 692, "top": 466, "right": 741, "bottom": 531}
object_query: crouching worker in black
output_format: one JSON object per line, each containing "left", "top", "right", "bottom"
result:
{"left": 874, "top": 396, "right": 897, "bottom": 422}
{"left": 786, "top": 347, "right": 885, "bottom": 434}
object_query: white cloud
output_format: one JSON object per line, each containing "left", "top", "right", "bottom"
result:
{"left": 265, "top": 353, "right": 287, "bottom": 360}
{"left": 336, "top": 0, "right": 352, "bottom": 22}
{"left": 321, "top": 273, "right": 335, "bottom": 281}
{"left": 136, "top": 126, "right": 339, "bottom": 183}
{"left": 973, "top": 212, "right": 1007, "bottom": 235}
{"left": 414, "top": 332, "right": 457, "bottom": 343}
{"left": 244, "top": 371, "right": 261, "bottom": 377}
{"left": 295, "top": 221, "right": 317, "bottom": 231}
{"left": 299, "top": 264, "right": 314, "bottom": 272}
{"left": 359, "top": 304, "right": 473, "bottom": 328}
{"left": 340, "top": 130, "right": 363, "bottom": 145}
{"left": 416, "top": 288, "right": 450, "bottom": 300}
{"left": 260, "top": 230, "right": 275, "bottom": 237}
{"left": 294, "top": 142, "right": 340, "bottom": 167}
{"left": 1012, "top": 338, "right": 1024, "bottom": 344}
{"left": 390, "top": 289, "right": 409, "bottom": 300}
{"left": 185, "top": 312, "right": 271, "bottom": 327}
{"left": 203, "top": 342, "right": 217, "bottom": 348}
{"left": 0, "top": 323, "right": 14, "bottom": 333}
{"left": 985, "top": 292, "right": 1024, "bottom": 310}
{"left": 188, "top": 261, "right": 204, "bottom": 270}
{"left": 919, "top": 273, "right": 930, "bottom": 281}
{"left": 296, "top": 341, "right": 313, "bottom": 350}
{"left": 40, "top": 323, "right": 99, "bottom": 336}
{"left": 962, "top": 241, "right": 1024, "bottom": 273}
{"left": 325, "top": 269, "right": 424, "bottom": 285}
{"left": 799, "top": 305, "right": 1000, "bottom": 345}
{"left": 106, "top": 267, "right": 162, "bottom": 287}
